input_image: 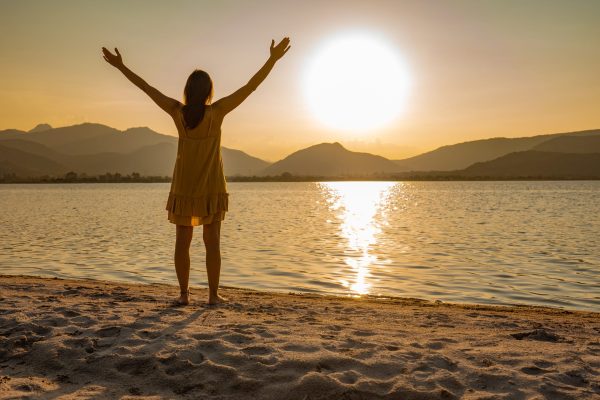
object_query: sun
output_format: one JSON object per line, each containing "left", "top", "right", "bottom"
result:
{"left": 303, "top": 32, "right": 410, "bottom": 133}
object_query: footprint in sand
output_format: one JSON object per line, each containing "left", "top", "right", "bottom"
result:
{"left": 426, "top": 341, "right": 445, "bottom": 350}
{"left": 399, "top": 350, "right": 422, "bottom": 361}
{"left": 521, "top": 366, "right": 551, "bottom": 375}
{"left": 256, "top": 329, "right": 275, "bottom": 338}
{"left": 222, "top": 333, "right": 253, "bottom": 345}
{"left": 352, "top": 330, "right": 376, "bottom": 337}
{"left": 53, "top": 307, "right": 81, "bottom": 318}
{"left": 163, "top": 358, "right": 202, "bottom": 375}
{"left": 241, "top": 345, "right": 272, "bottom": 356}
{"left": 320, "top": 334, "right": 336, "bottom": 340}
{"left": 60, "top": 287, "right": 80, "bottom": 296}
{"left": 90, "top": 292, "right": 111, "bottom": 299}
{"left": 510, "top": 329, "right": 561, "bottom": 342}
{"left": 587, "top": 342, "right": 600, "bottom": 355}
{"left": 96, "top": 326, "right": 121, "bottom": 337}
{"left": 477, "top": 358, "right": 494, "bottom": 367}
{"left": 115, "top": 355, "right": 156, "bottom": 376}
{"left": 550, "top": 369, "right": 589, "bottom": 387}
{"left": 331, "top": 370, "right": 360, "bottom": 384}
{"left": 10, "top": 322, "right": 53, "bottom": 336}
{"left": 314, "top": 361, "right": 333, "bottom": 373}
{"left": 414, "top": 354, "right": 457, "bottom": 372}
{"left": 127, "top": 320, "right": 153, "bottom": 330}
{"left": 138, "top": 330, "right": 162, "bottom": 339}
{"left": 281, "top": 343, "right": 321, "bottom": 353}
{"left": 428, "top": 354, "right": 458, "bottom": 371}
{"left": 39, "top": 316, "right": 70, "bottom": 328}
{"left": 70, "top": 316, "right": 96, "bottom": 328}
{"left": 64, "top": 337, "right": 94, "bottom": 348}
{"left": 539, "top": 381, "right": 585, "bottom": 399}
{"left": 222, "top": 323, "right": 251, "bottom": 334}
{"left": 298, "top": 315, "right": 317, "bottom": 323}
{"left": 192, "top": 332, "right": 215, "bottom": 340}
{"left": 533, "top": 360, "right": 555, "bottom": 369}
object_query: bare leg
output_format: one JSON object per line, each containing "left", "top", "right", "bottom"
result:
{"left": 174, "top": 224, "right": 193, "bottom": 305}
{"left": 203, "top": 219, "right": 226, "bottom": 304}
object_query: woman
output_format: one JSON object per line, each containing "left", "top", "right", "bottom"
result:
{"left": 101, "top": 37, "right": 291, "bottom": 305}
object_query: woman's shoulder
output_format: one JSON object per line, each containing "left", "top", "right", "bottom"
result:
{"left": 210, "top": 101, "right": 228, "bottom": 119}
{"left": 174, "top": 101, "right": 185, "bottom": 112}
{"left": 169, "top": 101, "right": 185, "bottom": 120}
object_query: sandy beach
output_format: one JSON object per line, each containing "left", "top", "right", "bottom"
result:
{"left": 0, "top": 275, "right": 598, "bottom": 399}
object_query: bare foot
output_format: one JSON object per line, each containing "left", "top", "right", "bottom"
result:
{"left": 207, "top": 294, "right": 228, "bottom": 305}
{"left": 175, "top": 294, "right": 190, "bottom": 306}
{"left": 173, "top": 290, "right": 190, "bottom": 306}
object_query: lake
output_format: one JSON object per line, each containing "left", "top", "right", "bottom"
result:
{"left": 1, "top": 181, "right": 599, "bottom": 311}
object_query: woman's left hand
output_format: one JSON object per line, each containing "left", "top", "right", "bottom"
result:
{"left": 102, "top": 47, "right": 124, "bottom": 68}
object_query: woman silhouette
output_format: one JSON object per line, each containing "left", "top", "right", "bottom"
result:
{"left": 102, "top": 37, "right": 291, "bottom": 305}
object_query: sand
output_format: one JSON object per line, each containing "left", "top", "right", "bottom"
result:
{"left": 0, "top": 275, "right": 598, "bottom": 399}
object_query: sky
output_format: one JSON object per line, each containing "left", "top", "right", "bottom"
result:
{"left": 1, "top": 0, "right": 599, "bottom": 161}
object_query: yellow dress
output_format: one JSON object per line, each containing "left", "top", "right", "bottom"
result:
{"left": 165, "top": 104, "right": 228, "bottom": 226}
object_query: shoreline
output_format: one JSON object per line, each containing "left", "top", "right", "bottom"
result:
{"left": 2, "top": 178, "right": 600, "bottom": 184}
{"left": 1, "top": 275, "right": 599, "bottom": 399}
{"left": 2, "top": 273, "right": 593, "bottom": 314}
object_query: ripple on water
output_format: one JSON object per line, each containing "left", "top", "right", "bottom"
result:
{"left": 1, "top": 181, "right": 599, "bottom": 311}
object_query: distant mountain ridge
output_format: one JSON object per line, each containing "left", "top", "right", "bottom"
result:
{"left": 28, "top": 123, "right": 52, "bottom": 133}
{"left": 0, "top": 143, "right": 67, "bottom": 177}
{"left": 1, "top": 123, "right": 599, "bottom": 179}
{"left": 531, "top": 135, "right": 600, "bottom": 154}
{"left": 261, "top": 142, "right": 402, "bottom": 176}
{"left": 0, "top": 123, "right": 269, "bottom": 177}
{"left": 458, "top": 151, "right": 600, "bottom": 178}
{"left": 393, "top": 129, "right": 600, "bottom": 172}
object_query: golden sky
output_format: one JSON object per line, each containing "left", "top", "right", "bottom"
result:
{"left": 1, "top": 0, "right": 599, "bottom": 161}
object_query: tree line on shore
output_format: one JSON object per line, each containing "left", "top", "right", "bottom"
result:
{"left": 1, "top": 171, "right": 596, "bottom": 183}
{"left": 0, "top": 171, "right": 171, "bottom": 183}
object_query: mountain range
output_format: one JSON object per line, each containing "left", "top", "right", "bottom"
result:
{"left": 392, "top": 129, "right": 600, "bottom": 171}
{"left": 0, "top": 123, "right": 268, "bottom": 177}
{"left": 1, "top": 123, "right": 599, "bottom": 179}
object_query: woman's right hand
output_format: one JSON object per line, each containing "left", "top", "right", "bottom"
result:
{"left": 269, "top": 37, "right": 291, "bottom": 61}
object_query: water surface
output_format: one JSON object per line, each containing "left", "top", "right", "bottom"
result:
{"left": 1, "top": 181, "right": 599, "bottom": 311}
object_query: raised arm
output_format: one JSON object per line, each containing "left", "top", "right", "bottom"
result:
{"left": 214, "top": 37, "right": 291, "bottom": 116}
{"left": 101, "top": 47, "right": 179, "bottom": 117}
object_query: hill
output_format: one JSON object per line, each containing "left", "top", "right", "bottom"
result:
{"left": 2, "top": 123, "right": 600, "bottom": 180}
{"left": 531, "top": 135, "right": 600, "bottom": 154}
{"left": 261, "top": 142, "right": 401, "bottom": 176}
{"left": 0, "top": 124, "right": 270, "bottom": 177}
{"left": 458, "top": 151, "right": 600, "bottom": 179}
{"left": 394, "top": 129, "right": 600, "bottom": 171}
{"left": 28, "top": 123, "right": 52, "bottom": 133}
{"left": 221, "top": 148, "right": 270, "bottom": 176}
{"left": 0, "top": 144, "right": 68, "bottom": 177}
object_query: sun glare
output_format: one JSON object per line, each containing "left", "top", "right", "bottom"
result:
{"left": 304, "top": 32, "right": 410, "bottom": 133}
{"left": 320, "top": 182, "right": 396, "bottom": 295}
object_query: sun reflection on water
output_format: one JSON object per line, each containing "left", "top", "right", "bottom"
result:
{"left": 319, "top": 182, "right": 396, "bottom": 295}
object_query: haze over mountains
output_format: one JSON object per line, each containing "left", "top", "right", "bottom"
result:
{"left": 0, "top": 123, "right": 268, "bottom": 177}
{"left": 393, "top": 129, "right": 600, "bottom": 171}
{"left": 1, "top": 123, "right": 599, "bottom": 179}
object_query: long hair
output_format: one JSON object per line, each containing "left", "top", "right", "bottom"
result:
{"left": 182, "top": 70, "right": 213, "bottom": 130}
